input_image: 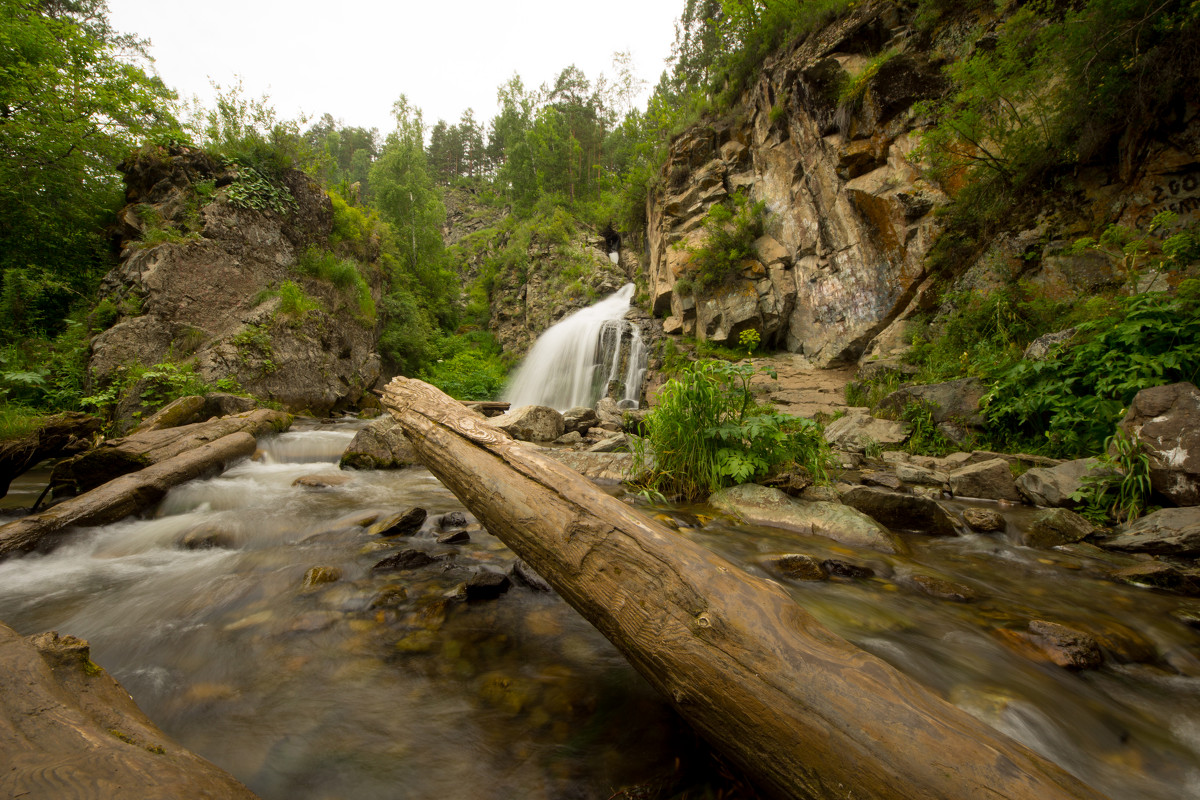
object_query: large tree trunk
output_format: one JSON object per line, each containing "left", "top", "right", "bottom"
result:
{"left": 382, "top": 377, "right": 1107, "bottom": 800}
{"left": 0, "top": 622, "right": 260, "bottom": 799}
{"left": 0, "top": 432, "right": 257, "bottom": 559}
{"left": 51, "top": 408, "right": 290, "bottom": 497}
{"left": 0, "top": 412, "right": 101, "bottom": 498}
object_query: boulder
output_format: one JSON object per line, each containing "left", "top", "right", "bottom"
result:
{"left": 292, "top": 472, "right": 352, "bottom": 489}
{"left": 1020, "top": 621, "right": 1104, "bottom": 670}
{"left": 895, "top": 462, "right": 947, "bottom": 486}
{"left": 555, "top": 431, "right": 583, "bottom": 445}
{"left": 340, "top": 416, "right": 419, "bottom": 470}
{"left": 909, "top": 574, "right": 978, "bottom": 603}
{"left": 587, "top": 433, "right": 627, "bottom": 453}
{"left": 562, "top": 406, "right": 599, "bottom": 434}
{"left": 823, "top": 412, "right": 909, "bottom": 453}
{"left": 879, "top": 378, "right": 987, "bottom": 427}
{"left": 1022, "top": 508, "right": 1097, "bottom": 549}
{"left": 1111, "top": 562, "right": 1200, "bottom": 596}
{"left": 709, "top": 483, "right": 905, "bottom": 554}
{"left": 962, "top": 507, "right": 1006, "bottom": 532}
{"left": 767, "top": 553, "right": 828, "bottom": 581}
{"left": 492, "top": 405, "right": 565, "bottom": 443}
{"left": 367, "top": 507, "right": 427, "bottom": 537}
{"left": 947, "top": 459, "right": 1022, "bottom": 502}
{"left": 1016, "top": 458, "right": 1113, "bottom": 508}
{"left": 1101, "top": 507, "right": 1200, "bottom": 557}
{"left": 838, "top": 485, "right": 960, "bottom": 536}
{"left": 465, "top": 570, "right": 512, "bottom": 601}
{"left": 1023, "top": 328, "right": 1076, "bottom": 360}
{"left": 1117, "top": 382, "right": 1200, "bottom": 506}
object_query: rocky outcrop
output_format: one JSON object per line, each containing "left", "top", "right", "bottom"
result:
{"left": 340, "top": 416, "right": 418, "bottom": 470}
{"left": 90, "top": 146, "right": 382, "bottom": 415}
{"left": 647, "top": 6, "right": 949, "bottom": 363}
{"left": 1102, "top": 507, "right": 1200, "bottom": 558}
{"left": 1118, "top": 382, "right": 1200, "bottom": 506}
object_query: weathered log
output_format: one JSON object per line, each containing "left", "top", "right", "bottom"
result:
{"left": 382, "top": 377, "right": 1106, "bottom": 800}
{"left": 0, "top": 622, "right": 260, "bottom": 799}
{"left": 0, "top": 432, "right": 257, "bottom": 559}
{"left": 51, "top": 408, "right": 290, "bottom": 497}
{"left": 0, "top": 412, "right": 101, "bottom": 498}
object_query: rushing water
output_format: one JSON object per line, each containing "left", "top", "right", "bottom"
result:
{"left": 1, "top": 422, "right": 1199, "bottom": 799}
{"left": 503, "top": 283, "right": 647, "bottom": 411}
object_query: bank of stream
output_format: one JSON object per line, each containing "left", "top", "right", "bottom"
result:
{"left": 1, "top": 419, "right": 1198, "bottom": 799}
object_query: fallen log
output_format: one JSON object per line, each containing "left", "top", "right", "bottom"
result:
{"left": 0, "top": 622, "right": 260, "bottom": 799}
{"left": 0, "top": 411, "right": 101, "bottom": 498}
{"left": 51, "top": 408, "right": 290, "bottom": 497}
{"left": 0, "top": 431, "right": 257, "bottom": 559}
{"left": 382, "top": 377, "right": 1106, "bottom": 800}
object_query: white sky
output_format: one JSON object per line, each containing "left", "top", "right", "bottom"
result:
{"left": 106, "top": 0, "right": 683, "bottom": 139}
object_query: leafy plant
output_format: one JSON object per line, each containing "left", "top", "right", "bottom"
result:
{"left": 225, "top": 162, "right": 299, "bottom": 215}
{"left": 678, "top": 192, "right": 767, "bottom": 292}
{"left": 901, "top": 401, "right": 957, "bottom": 457}
{"left": 1071, "top": 429, "right": 1153, "bottom": 524}
{"left": 277, "top": 280, "right": 320, "bottom": 318}
{"left": 738, "top": 328, "right": 760, "bottom": 357}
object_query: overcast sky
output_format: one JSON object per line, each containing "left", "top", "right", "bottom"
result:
{"left": 106, "top": 0, "right": 683, "bottom": 139}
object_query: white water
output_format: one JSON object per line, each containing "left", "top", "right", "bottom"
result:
{"left": 503, "top": 283, "right": 647, "bottom": 411}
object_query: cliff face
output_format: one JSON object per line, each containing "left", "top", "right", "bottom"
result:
{"left": 648, "top": 2, "right": 1200, "bottom": 368}
{"left": 90, "top": 147, "right": 382, "bottom": 414}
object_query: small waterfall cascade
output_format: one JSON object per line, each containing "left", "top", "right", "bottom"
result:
{"left": 503, "top": 283, "right": 648, "bottom": 412}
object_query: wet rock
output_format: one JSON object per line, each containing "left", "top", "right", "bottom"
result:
{"left": 555, "top": 431, "right": 583, "bottom": 445}
{"left": 910, "top": 574, "right": 977, "bottom": 602}
{"left": 839, "top": 485, "right": 959, "bottom": 536}
{"left": 301, "top": 566, "right": 341, "bottom": 589}
{"left": 894, "top": 462, "right": 947, "bottom": 486}
{"left": 879, "top": 378, "right": 987, "bottom": 427}
{"left": 1016, "top": 458, "right": 1112, "bottom": 508}
{"left": 767, "top": 554, "right": 828, "bottom": 581}
{"left": 962, "top": 507, "right": 1006, "bottom": 532}
{"left": 369, "top": 584, "right": 408, "bottom": 608}
{"left": 1025, "top": 620, "right": 1104, "bottom": 670}
{"left": 562, "top": 406, "right": 599, "bottom": 434}
{"left": 510, "top": 560, "right": 552, "bottom": 592}
{"left": 367, "top": 507, "right": 427, "bottom": 537}
{"left": 1117, "top": 382, "right": 1200, "bottom": 506}
{"left": 284, "top": 611, "right": 340, "bottom": 633}
{"left": 178, "top": 523, "right": 237, "bottom": 550}
{"left": 465, "top": 570, "right": 511, "bottom": 601}
{"left": 1172, "top": 606, "right": 1200, "bottom": 630}
{"left": 492, "top": 405, "right": 565, "bottom": 443}
{"left": 587, "top": 433, "right": 627, "bottom": 453}
{"left": 1102, "top": 506, "right": 1200, "bottom": 558}
{"left": 1111, "top": 562, "right": 1200, "bottom": 596}
{"left": 340, "top": 416, "right": 419, "bottom": 470}
{"left": 861, "top": 471, "right": 904, "bottom": 490}
{"left": 1080, "top": 620, "right": 1157, "bottom": 664}
{"left": 437, "top": 530, "right": 470, "bottom": 545}
{"left": 292, "top": 472, "right": 352, "bottom": 490}
{"left": 371, "top": 549, "right": 436, "bottom": 573}
{"left": 821, "top": 559, "right": 875, "bottom": 580}
{"left": 822, "top": 412, "right": 909, "bottom": 453}
{"left": 326, "top": 510, "right": 383, "bottom": 529}
{"left": 948, "top": 459, "right": 1022, "bottom": 502}
{"left": 394, "top": 630, "right": 438, "bottom": 653}
{"left": 1021, "top": 508, "right": 1097, "bottom": 549}
{"left": 438, "top": 511, "right": 468, "bottom": 530}
{"left": 709, "top": 483, "right": 905, "bottom": 554}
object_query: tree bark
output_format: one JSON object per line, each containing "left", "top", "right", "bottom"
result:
{"left": 382, "top": 377, "right": 1107, "bottom": 800}
{"left": 0, "top": 412, "right": 101, "bottom": 498}
{"left": 0, "top": 432, "right": 257, "bottom": 560}
{"left": 51, "top": 408, "right": 290, "bottom": 497}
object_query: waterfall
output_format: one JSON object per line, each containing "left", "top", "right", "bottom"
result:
{"left": 503, "top": 283, "right": 647, "bottom": 412}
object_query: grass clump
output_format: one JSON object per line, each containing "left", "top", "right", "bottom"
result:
{"left": 630, "top": 359, "right": 831, "bottom": 502}
{"left": 295, "top": 248, "right": 376, "bottom": 324}
{"left": 678, "top": 193, "right": 766, "bottom": 292}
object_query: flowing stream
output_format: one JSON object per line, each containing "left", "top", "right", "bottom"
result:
{"left": 1, "top": 421, "right": 1199, "bottom": 799}
{"left": 503, "top": 283, "right": 647, "bottom": 411}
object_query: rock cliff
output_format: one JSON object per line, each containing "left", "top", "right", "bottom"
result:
{"left": 89, "top": 147, "right": 382, "bottom": 414}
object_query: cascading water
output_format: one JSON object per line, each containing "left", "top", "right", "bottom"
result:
{"left": 503, "top": 283, "right": 647, "bottom": 411}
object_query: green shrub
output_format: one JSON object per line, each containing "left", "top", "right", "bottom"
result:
{"left": 1071, "top": 429, "right": 1153, "bottom": 524}
{"left": 277, "top": 280, "right": 319, "bottom": 317}
{"left": 630, "top": 359, "right": 831, "bottom": 501}
{"left": 295, "top": 248, "right": 376, "bottom": 323}
{"left": 420, "top": 349, "right": 507, "bottom": 401}
{"left": 679, "top": 193, "right": 767, "bottom": 292}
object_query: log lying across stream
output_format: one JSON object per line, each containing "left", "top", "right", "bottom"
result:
{"left": 383, "top": 377, "right": 1107, "bottom": 800}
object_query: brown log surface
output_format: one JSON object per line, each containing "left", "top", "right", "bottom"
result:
{"left": 0, "top": 412, "right": 101, "bottom": 498}
{"left": 0, "top": 622, "right": 259, "bottom": 800}
{"left": 51, "top": 408, "right": 290, "bottom": 496}
{"left": 0, "top": 432, "right": 257, "bottom": 559}
{"left": 383, "top": 376, "right": 1107, "bottom": 800}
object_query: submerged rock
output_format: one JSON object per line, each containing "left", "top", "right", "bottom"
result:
{"left": 292, "top": 472, "right": 352, "bottom": 490}
{"left": 709, "top": 483, "right": 905, "bottom": 554}
{"left": 1111, "top": 562, "right": 1200, "bottom": 596}
{"left": 767, "top": 554, "right": 828, "bottom": 581}
{"left": 1020, "top": 620, "right": 1104, "bottom": 670}
{"left": 962, "top": 507, "right": 1005, "bottom": 533}
{"left": 367, "top": 507, "right": 427, "bottom": 537}
{"left": 371, "top": 549, "right": 437, "bottom": 573}
{"left": 839, "top": 485, "right": 959, "bottom": 536}
{"left": 1021, "top": 508, "right": 1097, "bottom": 549}
{"left": 301, "top": 566, "right": 342, "bottom": 589}
{"left": 178, "top": 523, "right": 237, "bottom": 550}
{"left": 465, "top": 570, "right": 512, "bottom": 601}
{"left": 909, "top": 574, "right": 978, "bottom": 603}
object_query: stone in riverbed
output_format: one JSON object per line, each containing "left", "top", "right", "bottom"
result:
{"left": 439, "top": 511, "right": 468, "bottom": 530}
{"left": 301, "top": 566, "right": 341, "bottom": 589}
{"left": 894, "top": 462, "right": 947, "bottom": 486}
{"left": 1101, "top": 507, "right": 1200, "bottom": 558}
{"left": 367, "top": 507, "right": 427, "bottom": 537}
{"left": 369, "top": 584, "right": 408, "bottom": 608}
{"left": 292, "top": 472, "right": 352, "bottom": 490}
{"left": 339, "top": 416, "right": 419, "bottom": 470}
{"left": 437, "top": 529, "right": 470, "bottom": 544}
{"left": 709, "top": 483, "right": 905, "bottom": 554}
{"left": 909, "top": 574, "right": 977, "bottom": 602}
{"left": 371, "top": 549, "right": 436, "bottom": 573}
{"left": 947, "top": 458, "right": 1022, "bottom": 502}
{"left": 767, "top": 554, "right": 828, "bottom": 581}
{"left": 1023, "top": 620, "right": 1104, "bottom": 670}
{"left": 465, "top": 570, "right": 511, "bottom": 601}
{"left": 822, "top": 559, "right": 875, "bottom": 580}
{"left": 962, "top": 507, "right": 1006, "bottom": 532}
{"left": 839, "top": 485, "right": 959, "bottom": 536}
{"left": 1021, "top": 508, "right": 1096, "bottom": 549}
{"left": 177, "top": 523, "right": 237, "bottom": 550}
{"left": 510, "top": 560, "right": 552, "bottom": 592}
{"left": 1111, "top": 562, "right": 1200, "bottom": 596}
{"left": 562, "top": 406, "right": 599, "bottom": 434}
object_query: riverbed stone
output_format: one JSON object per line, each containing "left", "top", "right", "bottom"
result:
{"left": 767, "top": 553, "right": 828, "bottom": 581}
{"left": 555, "top": 431, "right": 583, "bottom": 445}
{"left": 490, "top": 405, "right": 565, "bottom": 443}
{"left": 437, "top": 529, "right": 471, "bottom": 544}
{"left": 948, "top": 459, "right": 1022, "bottom": 502}
{"left": 910, "top": 574, "right": 978, "bottom": 602}
{"left": 371, "top": 549, "right": 437, "bottom": 573}
{"left": 439, "top": 511, "right": 468, "bottom": 530}
{"left": 292, "top": 472, "right": 353, "bottom": 490}
{"left": 1022, "top": 508, "right": 1097, "bottom": 549}
{"left": 1026, "top": 620, "right": 1104, "bottom": 670}
{"left": 1111, "top": 562, "right": 1200, "bottom": 596}
{"left": 822, "top": 412, "right": 909, "bottom": 453}
{"left": 709, "top": 483, "right": 905, "bottom": 554}
{"left": 962, "top": 507, "right": 1006, "bottom": 532}
{"left": 510, "top": 560, "right": 552, "bottom": 592}
{"left": 339, "top": 415, "right": 419, "bottom": 470}
{"left": 178, "top": 523, "right": 237, "bottom": 550}
{"left": 369, "top": 584, "right": 409, "bottom": 608}
{"left": 465, "top": 570, "right": 512, "bottom": 601}
{"left": 562, "top": 406, "right": 599, "bottom": 434}
{"left": 1015, "top": 458, "right": 1111, "bottom": 508}
{"left": 587, "top": 433, "right": 627, "bottom": 453}
{"left": 301, "top": 566, "right": 341, "bottom": 589}
{"left": 1101, "top": 507, "right": 1200, "bottom": 557}
{"left": 894, "top": 462, "right": 947, "bottom": 486}
{"left": 838, "top": 485, "right": 959, "bottom": 536}
{"left": 1117, "top": 382, "right": 1200, "bottom": 506}
{"left": 822, "top": 559, "right": 876, "bottom": 580}
{"left": 368, "top": 507, "right": 427, "bottom": 537}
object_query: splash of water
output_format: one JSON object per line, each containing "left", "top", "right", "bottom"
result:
{"left": 503, "top": 283, "right": 647, "bottom": 412}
